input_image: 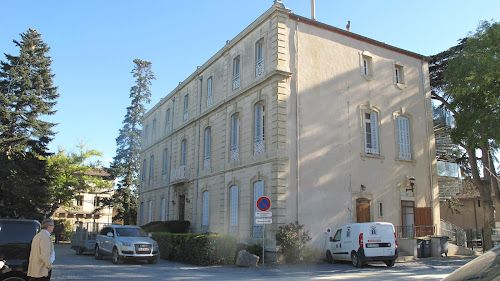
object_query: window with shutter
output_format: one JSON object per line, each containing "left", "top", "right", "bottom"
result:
{"left": 255, "top": 39, "right": 264, "bottom": 77}
{"left": 165, "top": 108, "right": 170, "bottom": 133}
{"left": 207, "top": 77, "right": 213, "bottom": 108}
{"left": 253, "top": 181, "right": 264, "bottom": 238}
{"left": 149, "top": 155, "right": 154, "bottom": 185}
{"left": 184, "top": 95, "right": 189, "bottom": 121}
{"left": 148, "top": 200, "right": 152, "bottom": 223}
{"left": 364, "top": 111, "right": 379, "bottom": 155}
{"left": 229, "top": 185, "right": 238, "bottom": 236}
{"left": 202, "top": 191, "right": 210, "bottom": 233}
{"left": 142, "top": 160, "right": 147, "bottom": 184}
{"left": 230, "top": 114, "right": 239, "bottom": 162}
{"left": 204, "top": 127, "right": 211, "bottom": 170}
{"left": 181, "top": 140, "right": 187, "bottom": 166}
{"left": 161, "top": 198, "right": 166, "bottom": 221}
{"left": 254, "top": 102, "right": 265, "bottom": 155}
{"left": 233, "top": 57, "right": 240, "bottom": 90}
{"left": 162, "top": 149, "right": 168, "bottom": 182}
{"left": 397, "top": 116, "right": 411, "bottom": 159}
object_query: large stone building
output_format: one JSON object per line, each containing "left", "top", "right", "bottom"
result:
{"left": 138, "top": 1, "right": 439, "bottom": 249}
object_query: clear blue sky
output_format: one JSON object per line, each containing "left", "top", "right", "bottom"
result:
{"left": 1, "top": 0, "right": 498, "bottom": 166}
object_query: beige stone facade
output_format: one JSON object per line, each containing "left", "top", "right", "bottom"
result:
{"left": 138, "top": 2, "right": 439, "bottom": 249}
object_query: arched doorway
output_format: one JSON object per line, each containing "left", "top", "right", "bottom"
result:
{"left": 356, "top": 198, "right": 371, "bottom": 223}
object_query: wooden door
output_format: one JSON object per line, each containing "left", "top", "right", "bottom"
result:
{"left": 356, "top": 198, "right": 371, "bottom": 223}
{"left": 178, "top": 195, "right": 185, "bottom": 221}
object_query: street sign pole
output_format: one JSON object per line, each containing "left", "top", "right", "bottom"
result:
{"left": 262, "top": 224, "right": 265, "bottom": 267}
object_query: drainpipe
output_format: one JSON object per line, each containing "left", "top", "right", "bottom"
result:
{"left": 193, "top": 75, "right": 203, "bottom": 232}
{"left": 295, "top": 17, "right": 301, "bottom": 222}
{"left": 167, "top": 97, "right": 176, "bottom": 220}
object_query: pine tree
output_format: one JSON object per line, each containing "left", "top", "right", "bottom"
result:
{"left": 103, "top": 59, "right": 155, "bottom": 225}
{"left": 0, "top": 28, "right": 59, "bottom": 219}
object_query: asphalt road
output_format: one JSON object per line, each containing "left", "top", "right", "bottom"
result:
{"left": 51, "top": 243, "right": 473, "bottom": 281}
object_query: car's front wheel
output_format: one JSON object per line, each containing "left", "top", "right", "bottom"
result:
{"left": 95, "top": 245, "right": 103, "bottom": 260}
{"left": 3, "top": 276, "right": 27, "bottom": 281}
{"left": 385, "top": 260, "right": 395, "bottom": 267}
{"left": 112, "top": 247, "right": 122, "bottom": 264}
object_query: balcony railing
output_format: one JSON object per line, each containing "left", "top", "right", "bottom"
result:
{"left": 255, "top": 58, "right": 264, "bottom": 77}
{"left": 254, "top": 139, "right": 265, "bottom": 155}
{"left": 230, "top": 147, "right": 239, "bottom": 162}
{"left": 170, "top": 165, "right": 190, "bottom": 183}
{"left": 233, "top": 74, "right": 240, "bottom": 90}
{"left": 203, "top": 157, "right": 210, "bottom": 170}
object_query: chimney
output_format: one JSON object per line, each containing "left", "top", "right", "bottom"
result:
{"left": 311, "top": 0, "right": 316, "bottom": 20}
{"left": 346, "top": 21, "right": 351, "bottom": 32}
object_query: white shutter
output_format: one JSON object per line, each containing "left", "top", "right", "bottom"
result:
{"left": 230, "top": 186, "right": 238, "bottom": 227}
{"left": 253, "top": 181, "right": 264, "bottom": 238}
{"left": 398, "top": 117, "right": 411, "bottom": 159}
{"left": 202, "top": 191, "right": 210, "bottom": 229}
{"left": 370, "top": 111, "right": 379, "bottom": 155}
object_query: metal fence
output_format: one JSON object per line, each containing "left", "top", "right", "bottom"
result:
{"left": 440, "top": 220, "right": 467, "bottom": 247}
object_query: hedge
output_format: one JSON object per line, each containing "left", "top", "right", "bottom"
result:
{"left": 142, "top": 221, "right": 190, "bottom": 233}
{"left": 151, "top": 232, "right": 237, "bottom": 266}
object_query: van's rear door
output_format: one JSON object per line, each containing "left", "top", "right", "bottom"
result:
{"left": 363, "top": 224, "right": 396, "bottom": 257}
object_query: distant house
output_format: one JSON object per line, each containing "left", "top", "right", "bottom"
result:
{"left": 138, "top": 1, "right": 439, "bottom": 249}
{"left": 53, "top": 169, "right": 114, "bottom": 231}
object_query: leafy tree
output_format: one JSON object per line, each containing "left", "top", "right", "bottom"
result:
{"left": 101, "top": 59, "right": 155, "bottom": 225}
{"left": 0, "top": 28, "right": 59, "bottom": 220}
{"left": 429, "top": 21, "right": 500, "bottom": 250}
{"left": 45, "top": 142, "right": 113, "bottom": 217}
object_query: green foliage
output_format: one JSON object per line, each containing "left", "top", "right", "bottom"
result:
{"left": 53, "top": 219, "right": 72, "bottom": 242}
{"left": 442, "top": 197, "right": 464, "bottom": 215}
{"left": 275, "top": 221, "right": 312, "bottom": 263}
{"left": 46, "top": 142, "right": 113, "bottom": 217}
{"left": 245, "top": 244, "right": 263, "bottom": 260}
{"left": 142, "top": 221, "right": 190, "bottom": 233}
{"left": 103, "top": 59, "right": 155, "bottom": 225}
{"left": 151, "top": 232, "right": 237, "bottom": 266}
{"left": 0, "top": 28, "right": 58, "bottom": 219}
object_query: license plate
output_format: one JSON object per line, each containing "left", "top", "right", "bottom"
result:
{"left": 138, "top": 248, "right": 149, "bottom": 251}
{"left": 366, "top": 244, "right": 379, "bottom": 248}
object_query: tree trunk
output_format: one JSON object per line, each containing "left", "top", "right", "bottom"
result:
{"left": 467, "top": 147, "right": 495, "bottom": 251}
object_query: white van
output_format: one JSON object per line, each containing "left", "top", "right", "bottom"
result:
{"left": 325, "top": 222, "right": 398, "bottom": 267}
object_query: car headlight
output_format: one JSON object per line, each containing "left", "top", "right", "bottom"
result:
{"left": 120, "top": 242, "right": 132, "bottom": 246}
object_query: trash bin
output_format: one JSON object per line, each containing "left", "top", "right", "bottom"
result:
{"left": 417, "top": 239, "right": 424, "bottom": 258}
{"left": 423, "top": 239, "right": 431, "bottom": 258}
{"left": 440, "top": 236, "right": 449, "bottom": 257}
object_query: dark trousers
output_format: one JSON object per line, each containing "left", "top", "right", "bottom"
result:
{"left": 30, "top": 269, "right": 51, "bottom": 281}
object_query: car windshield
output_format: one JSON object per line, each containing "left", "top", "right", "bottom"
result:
{"left": 115, "top": 227, "right": 147, "bottom": 237}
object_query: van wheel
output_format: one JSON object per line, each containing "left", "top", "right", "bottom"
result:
{"left": 95, "top": 245, "right": 103, "bottom": 260}
{"left": 351, "top": 252, "right": 363, "bottom": 268}
{"left": 385, "top": 260, "right": 395, "bottom": 267}
{"left": 326, "top": 251, "right": 334, "bottom": 264}
{"left": 112, "top": 247, "right": 122, "bottom": 264}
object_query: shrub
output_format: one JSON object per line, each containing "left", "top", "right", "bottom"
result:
{"left": 275, "top": 221, "right": 312, "bottom": 263}
{"left": 245, "top": 244, "right": 263, "bottom": 260}
{"left": 54, "top": 220, "right": 72, "bottom": 242}
{"left": 151, "top": 232, "right": 237, "bottom": 266}
{"left": 142, "top": 220, "right": 190, "bottom": 233}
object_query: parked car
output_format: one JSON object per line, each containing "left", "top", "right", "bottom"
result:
{"left": 442, "top": 243, "right": 500, "bottom": 281}
{"left": 325, "top": 222, "right": 398, "bottom": 267}
{"left": 0, "top": 219, "right": 41, "bottom": 281}
{"left": 94, "top": 225, "right": 159, "bottom": 264}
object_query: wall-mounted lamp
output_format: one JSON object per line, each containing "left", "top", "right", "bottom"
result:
{"left": 186, "top": 198, "right": 191, "bottom": 203}
{"left": 171, "top": 200, "right": 176, "bottom": 206}
{"left": 406, "top": 177, "right": 415, "bottom": 193}
{"left": 361, "top": 185, "right": 367, "bottom": 191}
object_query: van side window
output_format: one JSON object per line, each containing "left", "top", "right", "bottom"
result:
{"left": 333, "top": 229, "right": 342, "bottom": 242}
